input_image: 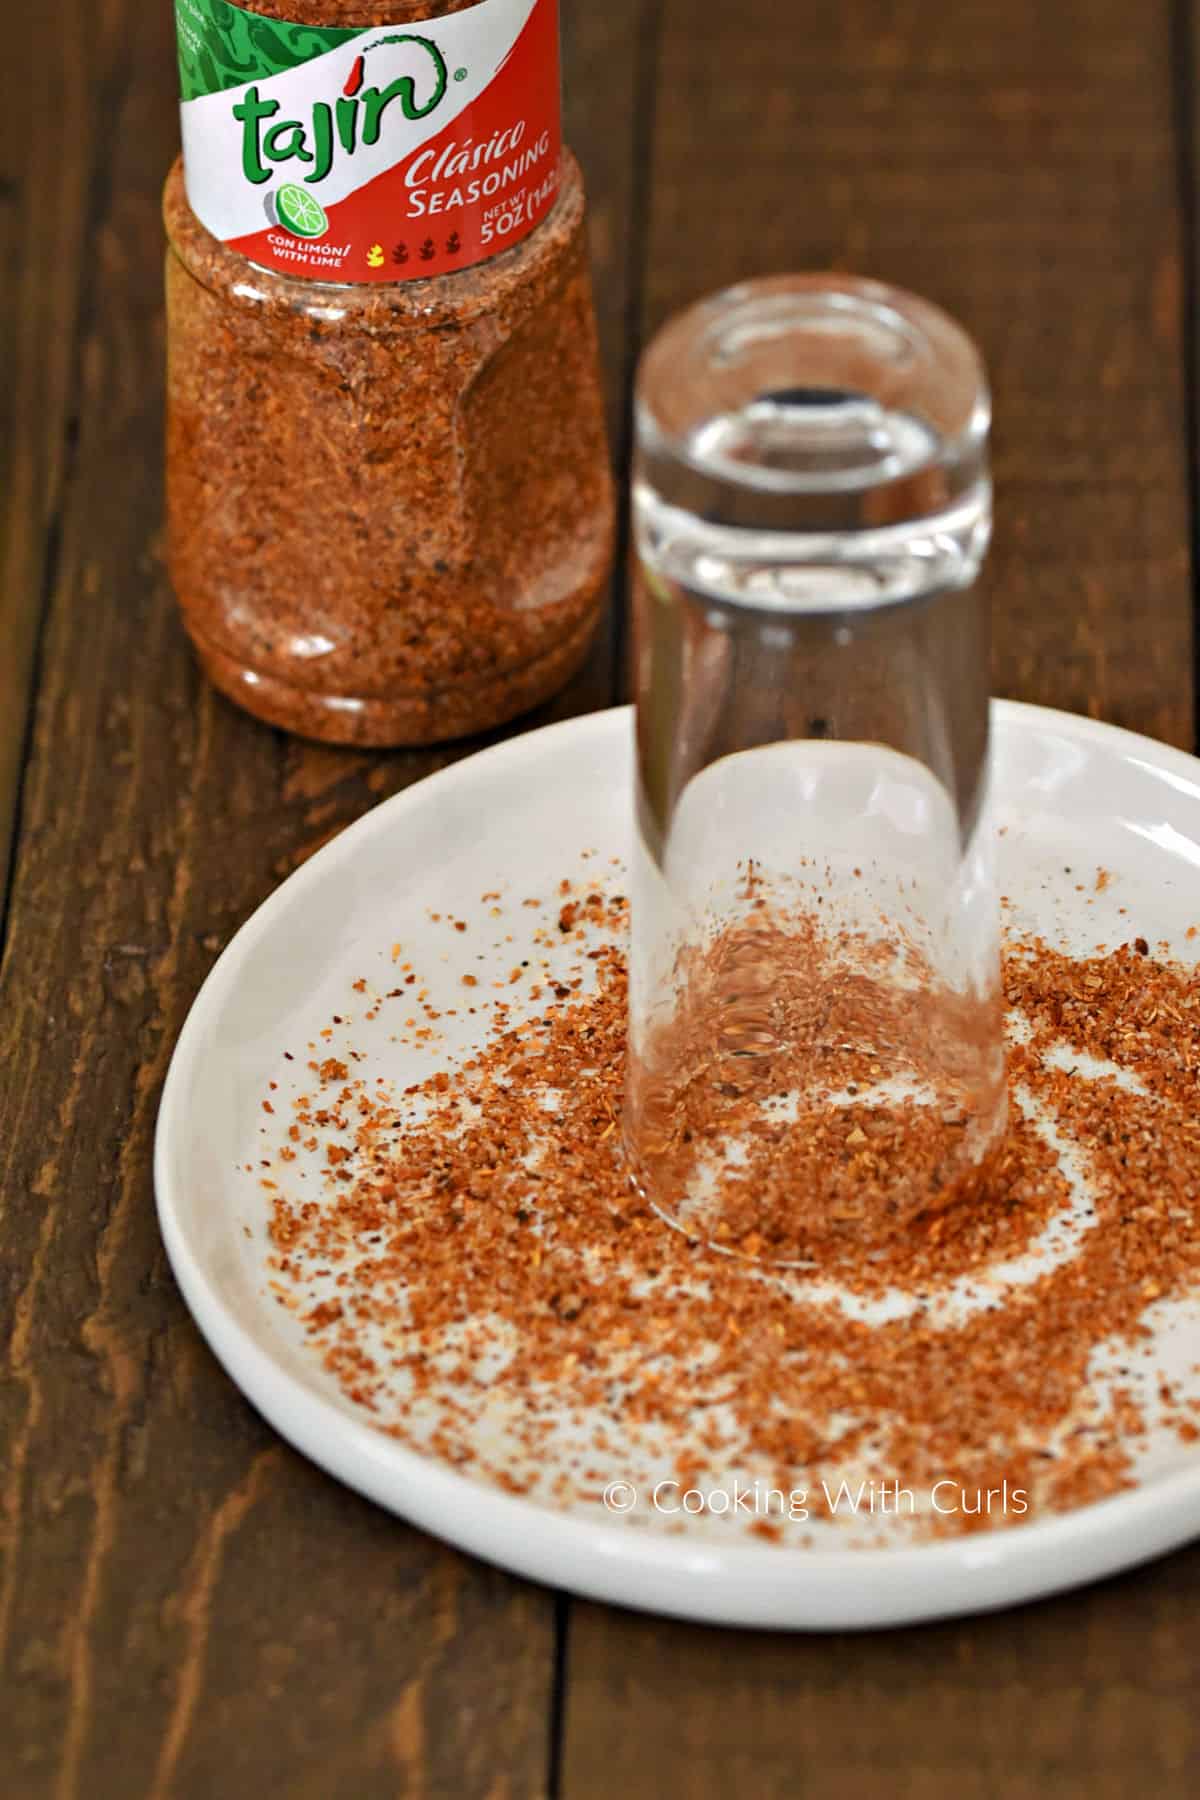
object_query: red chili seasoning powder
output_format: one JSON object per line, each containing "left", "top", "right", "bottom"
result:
{"left": 165, "top": 0, "right": 614, "bottom": 744}
{"left": 624, "top": 901, "right": 1006, "bottom": 1263}
{"left": 261, "top": 887, "right": 1200, "bottom": 1540}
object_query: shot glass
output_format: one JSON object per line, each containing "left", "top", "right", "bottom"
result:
{"left": 624, "top": 274, "right": 1006, "bottom": 1264}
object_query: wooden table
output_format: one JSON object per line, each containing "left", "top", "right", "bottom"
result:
{"left": 4, "top": 0, "right": 1198, "bottom": 1792}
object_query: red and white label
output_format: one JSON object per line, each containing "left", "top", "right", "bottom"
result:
{"left": 178, "top": 0, "right": 561, "bottom": 283}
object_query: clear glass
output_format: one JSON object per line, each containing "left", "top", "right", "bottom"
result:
{"left": 624, "top": 274, "right": 1006, "bottom": 1266}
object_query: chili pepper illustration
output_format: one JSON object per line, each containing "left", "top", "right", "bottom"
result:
{"left": 343, "top": 54, "right": 365, "bottom": 97}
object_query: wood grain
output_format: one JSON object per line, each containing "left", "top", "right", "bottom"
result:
{"left": 3, "top": 0, "right": 1199, "bottom": 1792}
{"left": 561, "top": 0, "right": 1200, "bottom": 1794}
{"left": 562, "top": 1560, "right": 1200, "bottom": 1799}
{"left": 628, "top": 0, "right": 1193, "bottom": 748}
{"left": 0, "top": 2, "right": 642, "bottom": 1795}
{"left": 1187, "top": 0, "right": 1200, "bottom": 760}
{"left": 0, "top": 0, "right": 118, "bottom": 905}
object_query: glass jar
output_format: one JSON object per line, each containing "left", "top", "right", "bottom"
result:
{"left": 624, "top": 275, "right": 1005, "bottom": 1265}
{"left": 164, "top": 0, "right": 614, "bottom": 745}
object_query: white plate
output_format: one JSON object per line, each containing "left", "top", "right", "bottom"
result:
{"left": 155, "top": 702, "right": 1200, "bottom": 1630}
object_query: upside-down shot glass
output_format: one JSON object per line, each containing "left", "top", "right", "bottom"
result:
{"left": 624, "top": 275, "right": 1006, "bottom": 1264}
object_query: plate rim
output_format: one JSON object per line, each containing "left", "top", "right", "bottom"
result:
{"left": 154, "top": 699, "right": 1200, "bottom": 1630}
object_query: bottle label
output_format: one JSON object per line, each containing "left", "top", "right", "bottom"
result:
{"left": 174, "top": 0, "right": 561, "bottom": 282}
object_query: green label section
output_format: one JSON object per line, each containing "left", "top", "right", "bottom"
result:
{"left": 175, "top": 0, "right": 361, "bottom": 103}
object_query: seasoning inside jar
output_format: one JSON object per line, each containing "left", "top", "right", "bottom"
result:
{"left": 165, "top": 0, "right": 614, "bottom": 745}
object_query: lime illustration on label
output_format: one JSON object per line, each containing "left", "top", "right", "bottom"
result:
{"left": 275, "top": 183, "right": 329, "bottom": 238}
{"left": 174, "top": 0, "right": 562, "bottom": 284}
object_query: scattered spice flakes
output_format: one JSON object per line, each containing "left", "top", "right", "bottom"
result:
{"left": 262, "top": 888, "right": 1200, "bottom": 1542}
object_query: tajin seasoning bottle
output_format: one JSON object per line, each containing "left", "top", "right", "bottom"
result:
{"left": 164, "top": 0, "right": 614, "bottom": 745}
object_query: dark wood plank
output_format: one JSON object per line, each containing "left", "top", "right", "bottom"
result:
{"left": 561, "top": 0, "right": 1199, "bottom": 1793}
{"left": 1187, "top": 0, "right": 1200, "bottom": 758}
{"left": 563, "top": 1560, "right": 1200, "bottom": 1800}
{"left": 628, "top": 0, "right": 1193, "bottom": 750}
{"left": 0, "top": 0, "right": 111, "bottom": 900}
{"left": 0, "top": 3, "right": 640, "bottom": 1795}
